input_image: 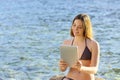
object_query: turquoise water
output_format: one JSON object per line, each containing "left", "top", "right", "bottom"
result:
{"left": 0, "top": 0, "right": 120, "bottom": 80}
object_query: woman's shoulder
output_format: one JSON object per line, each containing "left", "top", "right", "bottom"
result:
{"left": 88, "top": 38, "right": 99, "bottom": 48}
{"left": 88, "top": 38, "right": 98, "bottom": 43}
{"left": 63, "top": 38, "right": 73, "bottom": 45}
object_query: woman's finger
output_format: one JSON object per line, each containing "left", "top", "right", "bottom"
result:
{"left": 78, "top": 61, "right": 82, "bottom": 65}
{"left": 59, "top": 60, "right": 68, "bottom": 67}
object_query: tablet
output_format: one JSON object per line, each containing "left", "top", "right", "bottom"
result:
{"left": 60, "top": 45, "right": 78, "bottom": 67}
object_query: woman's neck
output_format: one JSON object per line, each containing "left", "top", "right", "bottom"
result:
{"left": 74, "top": 36, "right": 85, "bottom": 42}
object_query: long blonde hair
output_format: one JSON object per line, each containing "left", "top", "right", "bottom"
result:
{"left": 70, "top": 14, "right": 93, "bottom": 39}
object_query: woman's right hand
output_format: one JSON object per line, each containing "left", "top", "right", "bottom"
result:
{"left": 59, "top": 59, "right": 68, "bottom": 72}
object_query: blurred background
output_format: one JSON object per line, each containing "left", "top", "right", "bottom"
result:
{"left": 0, "top": 0, "right": 120, "bottom": 80}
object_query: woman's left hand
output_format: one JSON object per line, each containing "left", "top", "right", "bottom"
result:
{"left": 71, "top": 60, "right": 82, "bottom": 71}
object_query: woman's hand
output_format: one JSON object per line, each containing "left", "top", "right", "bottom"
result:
{"left": 71, "top": 60, "right": 82, "bottom": 72}
{"left": 59, "top": 59, "right": 68, "bottom": 72}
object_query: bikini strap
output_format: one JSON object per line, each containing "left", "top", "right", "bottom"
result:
{"left": 85, "top": 38, "right": 87, "bottom": 47}
{"left": 71, "top": 38, "right": 74, "bottom": 46}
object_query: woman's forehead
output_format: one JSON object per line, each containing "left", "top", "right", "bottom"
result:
{"left": 74, "top": 19, "right": 83, "bottom": 25}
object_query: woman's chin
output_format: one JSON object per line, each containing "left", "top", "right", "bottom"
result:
{"left": 74, "top": 34, "right": 81, "bottom": 37}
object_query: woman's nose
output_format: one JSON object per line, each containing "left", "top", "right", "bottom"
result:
{"left": 75, "top": 27, "right": 78, "bottom": 30}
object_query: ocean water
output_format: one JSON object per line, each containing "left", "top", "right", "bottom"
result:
{"left": 0, "top": 0, "right": 120, "bottom": 80}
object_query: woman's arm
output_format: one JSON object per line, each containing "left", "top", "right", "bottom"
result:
{"left": 59, "top": 40, "right": 71, "bottom": 71}
{"left": 80, "top": 40, "right": 100, "bottom": 74}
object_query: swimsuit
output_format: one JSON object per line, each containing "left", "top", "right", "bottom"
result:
{"left": 61, "top": 76, "right": 73, "bottom": 80}
{"left": 71, "top": 38, "right": 91, "bottom": 60}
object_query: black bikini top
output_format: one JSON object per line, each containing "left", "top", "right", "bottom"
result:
{"left": 71, "top": 38, "right": 91, "bottom": 60}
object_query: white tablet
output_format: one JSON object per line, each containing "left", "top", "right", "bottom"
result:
{"left": 60, "top": 45, "right": 78, "bottom": 67}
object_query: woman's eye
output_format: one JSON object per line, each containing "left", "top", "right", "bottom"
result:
{"left": 73, "top": 25, "right": 75, "bottom": 26}
{"left": 73, "top": 24, "right": 76, "bottom": 27}
{"left": 77, "top": 27, "right": 83, "bottom": 29}
{"left": 78, "top": 26, "right": 83, "bottom": 29}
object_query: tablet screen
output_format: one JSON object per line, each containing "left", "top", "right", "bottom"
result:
{"left": 60, "top": 45, "right": 78, "bottom": 67}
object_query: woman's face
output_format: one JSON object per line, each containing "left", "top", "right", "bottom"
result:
{"left": 72, "top": 19, "right": 84, "bottom": 37}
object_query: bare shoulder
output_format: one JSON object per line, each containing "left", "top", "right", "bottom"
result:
{"left": 63, "top": 39, "right": 73, "bottom": 45}
{"left": 88, "top": 38, "right": 98, "bottom": 44}
{"left": 89, "top": 38, "right": 100, "bottom": 49}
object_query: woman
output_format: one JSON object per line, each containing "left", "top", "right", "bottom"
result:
{"left": 59, "top": 14, "right": 100, "bottom": 80}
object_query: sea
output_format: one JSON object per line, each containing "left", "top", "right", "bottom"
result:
{"left": 0, "top": 0, "right": 120, "bottom": 80}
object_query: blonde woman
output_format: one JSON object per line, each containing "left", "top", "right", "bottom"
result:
{"left": 59, "top": 14, "right": 100, "bottom": 80}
